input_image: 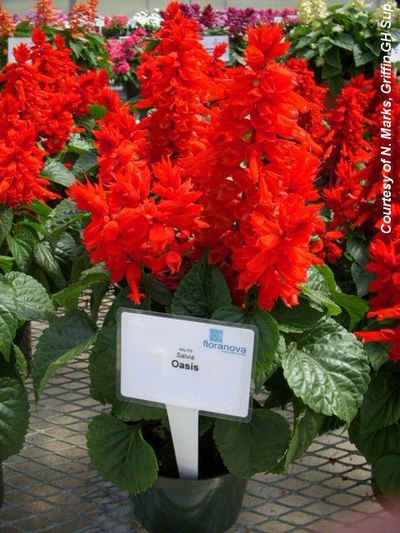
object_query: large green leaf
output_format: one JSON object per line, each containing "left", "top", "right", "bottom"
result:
{"left": 34, "top": 240, "right": 67, "bottom": 288}
{"left": 373, "top": 455, "right": 400, "bottom": 498}
{"left": 52, "top": 266, "right": 110, "bottom": 311}
{"left": 213, "top": 409, "right": 291, "bottom": 477}
{"left": 87, "top": 412, "right": 158, "bottom": 494}
{"left": 0, "top": 204, "right": 13, "bottom": 246}
{"left": 89, "top": 322, "right": 118, "bottom": 405}
{"left": 6, "top": 271, "right": 55, "bottom": 321}
{"left": 284, "top": 408, "right": 326, "bottom": 468}
{"left": 6, "top": 228, "right": 36, "bottom": 272}
{"left": 300, "top": 267, "right": 341, "bottom": 316}
{"left": 212, "top": 304, "right": 279, "bottom": 375}
{"left": 45, "top": 200, "right": 88, "bottom": 246}
{"left": 302, "top": 266, "right": 368, "bottom": 329}
{"left": 314, "top": 265, "right": 369, "bottom": 329}
{"left": 33, "top": 311, "right": 97, "bottom": 401}
{"left": 0, "top": 278, "right": 19, "bottom": 360}
{"left": 324, "top": 46, "right": 342, "bottom": 68}
{"left": 365, "top": 342, "right": 390, "bottom": 372}
{"left": 327, "top": 33, "right": 354, "bottom": 51}
{"left": 359, "top": 372, "right": 400, "bottom": 433}
{"left": 0, "top": 255, "right": 14, "bottom": 273}
{"left": 271, "top": 298, "right": 324, "bottom": 333}
{"left": 41, "top": 160, "right": 76, "bottom": 187}
{"left": 171, "top": 260, "right": 231, "bottom": 318}
{"left": 349, "top": 418, "right": 400, "bottom": 464}
{"left": 67, "top": 133, "right": 95, "bottom": 154}
{"left": 72, "top": 150, "right": 98, "bottom": 176}
{"left": 281, "top": 318, "right": 370, "bottom": 423}
{"left": 0, "top": 377, "right": 29, "bottom": 461}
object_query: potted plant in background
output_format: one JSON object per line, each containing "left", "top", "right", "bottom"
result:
{"left": 0, "top": 25, "right": 117, "bottom": 505}
{"left": 31, "top": 4, "right": 371, "bottom": 531}
{"left": 287, "top": 0, "right": 400, "bottom": 97}
{"left": 302, "top": 58, "right": 400, "bottom": 513}
{"left": 105, "top": 28, "right": 149, "bottom": 100}
{"left": 0, "top": 0, "right": 112, "bottom": 76}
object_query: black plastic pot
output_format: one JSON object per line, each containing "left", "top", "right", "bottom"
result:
{"left": 132, "top": 473, "right": 248, "bottom": 533}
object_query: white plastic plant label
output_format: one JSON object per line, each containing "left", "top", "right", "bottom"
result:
{"left": 7, "top": 37, "right": 34, "bottom": 63}
{"left": 117, "top": 309, "right": 257, "bottom": 420}
{"left": 202, "top": 35, "right": 230, "bottom": 63}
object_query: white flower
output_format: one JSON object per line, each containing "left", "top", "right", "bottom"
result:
{"left": 298, "top": 0, "right": 329, "bottom": 24}
{"left": 332, "top": 24, "right": 344, "bottom": 33}
{"left": 129, "top": 9, "right": 162, "bottom": 30}
{"left": 348, "top": 0, "right": 366, "bottom": 9}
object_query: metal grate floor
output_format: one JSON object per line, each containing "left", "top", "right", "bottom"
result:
{"left": 1, "top": 323, "right": 399, "bottom": 533}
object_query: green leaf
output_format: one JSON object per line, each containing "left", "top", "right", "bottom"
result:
{"left": 116, "top": 401, "right": 166, "bottom": 423}
{"left": 33, "top": 311, "right": 97, "bottom": 401}
{"left": 271, "top": 298, "right": 324, "bottom": 333}
{"left": 41, "top": 160, "right": 76, "bottom": 187}
{"left": 212, "top": 304, "right": 279, "bottom": 375}
{"left": 171, "top": 260, "right": 231, "bottom": 318}
{"left": 303, "top": 265, "right": 368, "bottom": 328}
{"left": 89, "top": 322, "right": 117, "bottom": 405}
{"left": 300, "top": 267, "right": 341, "bottom": 316}
{"left": 142, "top": 274, "right": 174, "bottom": 308}
{"left": 0, "top": 256, "right": 14, "bottom": 273}
{"left": 0, "top": 377, "right": 29, "bottom": 461}
{"left": 373, "top": 455, "right": 400, "bottom": 498}
{"left": 326, "top": 74, "right": 343, "bottom": 96}
{"left": 13, "top": 343, "right": 29, "bottom": 382}
{"left": 365, "top": 342, "right": 390, "bottom": 372}
{"left": 29, "top": 199, "right": 52, "bottom": 220}
{"left": 213, "top": 409, "right": 291, "bottom": 477}
{"left": 53, "top": 233, "right": 84, "bottom": 271}
{"left": 324, "top": 46, "right": 342, "bottom": 68}
{"left": 327, "top": 33, "right": 354, "bottom": 51}
{"left": 0, "top": 204, "right": 13, "bottom": 246}
{"left": 6, "top": 271, "right": 55, "bottom": 321}
{"left": 353, "top": 44, "right": 374, "bottom": 67}
{"left": 351, "top": 262, "right": 375, "bottom": 298}
{"left": 360, "top": 372, "right": 400, "bottom": 433}
{"left": 88, "top": 104, "right": 108, "bottom": 120}
{"left": 349, "top": 418, "right": 400, "bottom": 464}
{"left": 87, "top": 413, "right": 158, "bottom": 494}
{"left": 6, "top": 228, "right": 36, "bottom": 272}
{"left": 284, "top": 409, "right": 326, "bottom": 468}
{"left": 52, "top": 266, "right": 110, "bottom": 311}
{"left": 0, "top": 278, "right": 19, "bottom": 360}
{"left": 34, "top": 240, "right": 67, "bottom": 289}
{"left": 72, "top": 150, "right": 98, "bottom": 176}
{"left": 282, "top": 318, "right": 370, "bottom": 423}
{"left": 347, "top": 235, "right": 370, "bottom": 268}
{"left": 45, "top": 199, "right": 87, "bottom": 241}
{"left": 67, "top": 134, "right": 95, "bottom": 154}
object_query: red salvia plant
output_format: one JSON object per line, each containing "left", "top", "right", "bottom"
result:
{"left": 0, "top": 28, "right": 111, "bottom": 206}
{"left": 135, "top": 1, "right": 227, "bottom": 164}
{"left": 31, "top": 2, "right": 373, "bottom": 498}
{"left": 184, "top": 24, "right": 323, "bottom": 310}
{"left": 71, "top": 6, "right": 324, "bottom": 311}
{"left": 316, "top": 69, "right": 400, "bottom": 362}
{"left": 285, "top": 57, "right": 328, "bottom": 143}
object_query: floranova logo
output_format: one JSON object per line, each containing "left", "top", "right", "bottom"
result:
{"left": 203, "top": 328, "right": 247, "bottom": 355}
